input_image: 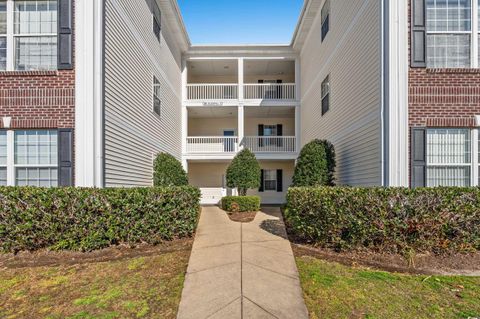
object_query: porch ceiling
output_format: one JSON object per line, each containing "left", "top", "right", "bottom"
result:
{"left": 244, "top": 60, "right": 295, "bottom": 77}
{"left": 188, "top": 106, "right": 238, "bottom": 118}
{"left": 245, "top": 106, "right": 295, "bottom": 118}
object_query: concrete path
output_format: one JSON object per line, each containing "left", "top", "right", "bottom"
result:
{"left": 177, "top": 206, "right": 309, "bottom": 319}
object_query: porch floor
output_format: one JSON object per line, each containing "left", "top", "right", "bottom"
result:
{"left": 176, "top": 206, "right": 309, "bottom": 319}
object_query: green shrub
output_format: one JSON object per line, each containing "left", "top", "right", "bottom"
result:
{"left": 292, "top": 139, "right": 336, "bottom": 187}
{"left": 153, "top": 153, "right": 188, "bottom": 187}
{"left": 285, "top": 187, "right": 480, "bottom": 254}
{"left": 222, "top": 196, "right": 261, "bottom": 213}
{"left": 0, "top": 186, "right": 201, "bottom": 253}
{"left": 226, "top": 149, "right": 261, "bottom": 196}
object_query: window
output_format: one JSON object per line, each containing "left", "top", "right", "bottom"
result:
{"left": 321, "top": 75, "right": 330, "bottom": 115}
{"left": 0, "top": 1, "right": 6, "bottom": 70}
{"left": 153, "top": 76, "right": 161, "bottom": 116}
{"left": 264, "top": 125, "right": 277, "bottom": 137}
{"left": 321, "top": 0, "right": 330, "bottom": 41}
{"left": 426, "top": 0, "right": 478, "bottom": 68}
{"left": 263, "top": 170, "right": 277, "bottom": 191}
{"left": 153, "top": 15, "right": 160, "bottom": 42}
{"left": 0, "top": 0, "right": 57, "bottom": 71}
{"left": 14, "top": 130, "right": 58, "bottom": 186}
{"left": 426, "top": 129, "right": 472, "bottom": 187}
{"left": 0, "top": 131, "right": 7, "bottom": 186}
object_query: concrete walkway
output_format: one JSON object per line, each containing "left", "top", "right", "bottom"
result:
{"left": 177, "top": 206, "right": 309, "bottom": 319}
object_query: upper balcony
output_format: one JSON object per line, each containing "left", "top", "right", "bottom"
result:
{"left": 185, "top": 59, "right": 298, "bottom": 105}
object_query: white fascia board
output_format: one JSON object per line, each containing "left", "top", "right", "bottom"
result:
{"left": 382, "top": 0, "right": 409, "bottom": 187}
{"left": 75, "top": 0, "right": 104, "bottom": 187}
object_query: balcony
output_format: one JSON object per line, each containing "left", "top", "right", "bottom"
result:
{"left": 185, "top": 136, "right": 297, "bottom": 155}
{"left": 186, "top": 83, "right": 296, "bottom": 101}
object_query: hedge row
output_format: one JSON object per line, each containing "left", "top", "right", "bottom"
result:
{"left": 0, "top": 186, "right": 201, "bottom": 253}
{"left": 285, "top": 187, "right": 480, "bottom": 254}
{"left": 222, "top": 196, "right": 261, "bottom": 213}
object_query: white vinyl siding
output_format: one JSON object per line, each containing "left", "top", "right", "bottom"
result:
{"left": 104, "top": 0, "right": 182, "bottom": 187}
{"left": 299, "top": 0, "right": 382, "bottom": 186}
{"left": 426, "top": 0, "right": 479, "bottom": 68}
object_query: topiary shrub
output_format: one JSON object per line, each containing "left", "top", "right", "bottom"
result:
{"left": 154, "top": 153, "right": 188, "bottom": 187}
{"left": 222, "top": 196, "right": 261, "bottom": 213}
{"left": 0, "top": 186, "right": 201, "bottom": 253}
{"left": 226, "top": 149, "right": 261, "bottom": 196}
{"left": 285, "top": 187, "right": 480, "bottom": 255}
{"left": 292, "top": 139, "right": 336, "bottom": 187}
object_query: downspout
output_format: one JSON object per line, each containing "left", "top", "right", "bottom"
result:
{"left": 381, "top": 0, "right": 389, "bottom": 187}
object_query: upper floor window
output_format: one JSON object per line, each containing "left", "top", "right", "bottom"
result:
{"left": 150, "top": 0, "right": 161, "bottom": 42}
{"left": 153, "top": 15, "right": 160, "bottom": 42}
{"left": 426, "top": 0, "right": 479, "bottom": 68}
{"left": 153, "top": 76, "right": 161, "bottom": 116}
{"left": 0, "top": 0, "right": 57, "bottom": 71}
{"left": 321, "top": 0, "right": 330, "bottom": 41}
{"left": 321, "top": 75, "right": 330, "bottom": 115}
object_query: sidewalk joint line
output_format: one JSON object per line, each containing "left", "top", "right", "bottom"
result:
{"left": 205, "top": 296, "right": 242, "bottom": 319}
{"left": 187, "top": 261, "right": 238, "bottom": 275}
{"left": 243, "top": 296, "right": 280, "bottom": 319}
{"left": 243, "top": 260, "right": 299, "bottom": 280}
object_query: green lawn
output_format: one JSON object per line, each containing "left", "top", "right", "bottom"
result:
{"left": 0, "top": 250, "right": 190, "bottom": 319}
{"left": 297, "top": 256, "right": 480, "bottom": 319}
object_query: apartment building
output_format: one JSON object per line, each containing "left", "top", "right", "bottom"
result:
{"left": 0, "top": 0, "right": 479, "bottom": 205}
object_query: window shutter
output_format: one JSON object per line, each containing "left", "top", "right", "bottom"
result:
{"left": 58, "top": 129, "right": 74, "bottom": 186}
{"left": 277, "top": 124, "right": 283, "bottom": 147}
{"left": 58, "top": 0, "right": 73, "bottom": 70}
{"left": 411, "top": 0, "right": 426, "bottom": 68}
{"left": 258, "top": 124, "right": 264, "bottom": 147}
{"left": 259, "top": 169, "right": 264, "bottom": 192}
{"left": 411, "top": 128, "right": 426, "bottom": 187}
{"left": 276, "top": 170, "right": 283, "bottom": 193}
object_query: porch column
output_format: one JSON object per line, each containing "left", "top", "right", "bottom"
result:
{"left": 238, "top": 104, "right": 245, "bottom": 151}
{"left": 182, "top": 159, "right": 188, "bottom": 173}
{"left": 238, "top": 58, "right": 244, "bottom": 101}
{"left": 295, "top": 105, "right": 301, "bottom": 153}
{"left": 295, "top": 58, "right": 301, "bottom": 101}
{"left": 182, "top": 106, "right": 188, "bottom": 154}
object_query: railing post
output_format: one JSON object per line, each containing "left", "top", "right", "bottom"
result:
{"left": 238, "top": 58, "right": 244, "bottom": 101}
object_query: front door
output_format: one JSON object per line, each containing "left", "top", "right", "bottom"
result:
{"left": 223, "top": 130, "right": 235, "bottom": 152}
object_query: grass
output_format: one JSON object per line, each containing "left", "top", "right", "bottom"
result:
{"left": 0, "top": 250, "right": 190, "bottom": 319}
{"left": 296, "top": 256, "right": 480, "bottom": 319}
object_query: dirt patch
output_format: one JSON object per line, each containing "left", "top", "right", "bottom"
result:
{"left": 226, "top": 211, "right": 258, "bottom": 223}
{"left": 293, "top": 244, "right": 480, "bottom": 276}
{"left": 0, "top": 238, "right": 193, "bottom": 269}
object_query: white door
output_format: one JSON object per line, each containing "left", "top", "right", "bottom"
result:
{"left": 200, "top": 188, "right": 225, "bottom": 205}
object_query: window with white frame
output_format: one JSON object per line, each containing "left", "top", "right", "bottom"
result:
{"left": 426, "top": 0, "right": 479, "bottom": 68}
{"left": 0, "top": 130, "right": 59, "bottom": 186}
{"left": 263, "top": 170, "right": 277, "bottom": 191}
{"left": 0, "top": 0, "right": 57, "bottom": 71}
{"left": 426, "top": 129, "right": 474, "bottom": 187}
{"left": 321, "top": 75, "right": 330, "bottom": 115}
{"left": 321, "top": 0, "right": 330, "bottom": 41}
{"left": 153, "top": 76, "right": 161, "bottom": 116}
{"left": 0, "top": 131, "right": 7, "bottom": 186}
{"left": 0, "top": 1, "right": 6, "bottom": 70}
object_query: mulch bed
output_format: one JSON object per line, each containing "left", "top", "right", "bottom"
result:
{"left": 0, "top": 238, "right": 193, "bottom": 269}
{"left": 292, "top": 244, "right": 480, "bottom": 276}
{"left": 226, "top": 211, "right": 258, "bottom": 223}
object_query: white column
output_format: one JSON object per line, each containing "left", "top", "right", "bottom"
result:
{"left": 238, "top": 58, "right": 244, "bottom": 101}
{"left": 295, "top": 106, "right": 301, "bottom": 153}
{"left": 75, "top": 0, "right": 104, "bottom": 187}
{"left": 182, "top": 159, "right": 189, "bottom": 173}
{"left": 182, "top": 106, "right": 188, "bottom": 154}
{"left": 238, "top": 104, "right": 245, "bottom": 150}
{"left": 295, "top": 58, "right": 301, "bottom": 101}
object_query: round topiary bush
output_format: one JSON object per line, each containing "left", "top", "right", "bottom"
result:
{"left": 292, "top": 139, "right": 336, "bottom": 187}
{"left": 226, "top": 149, "right": 261, "bottom": 196}
{"left": 153, "top": 153, "right": 188, "bottom": 187}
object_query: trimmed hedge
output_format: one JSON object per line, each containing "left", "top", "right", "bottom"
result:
{"left": 285, "top": 187, "right": 480, "bottom": 254}
{"left": 153, "top": 153, "right": 189, "bottom": 187}
{"left": 0, "top": 186, "right": 201, "bottom": 253}
{"left": 222, "top": 196, "right": 261, "bottom": 213}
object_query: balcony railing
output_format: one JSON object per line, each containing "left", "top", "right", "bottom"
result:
{"left": 186, "top": 83, "right": 296, "bottom": 101}
{"left": 244, "top": 83, "right": 296, "bottom": 100}
{"left": 185, "top": 136, "right": 297, "bottom": 154}
{"left": 186, "top": 136, "right": 239, "bottom": 153}
{"left": 187, "top": 84, "right": 238, "bottom": 100}
{"left": 243, "top": 136, "right": 297, "bottom": 153}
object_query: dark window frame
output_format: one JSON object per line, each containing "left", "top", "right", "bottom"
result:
{"left": 321, "top": 75, "right": 330, "bottom": 115}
